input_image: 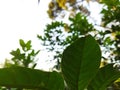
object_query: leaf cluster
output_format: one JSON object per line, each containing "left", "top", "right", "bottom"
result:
{"left": 38, "top": 13, "right": 94, "bottom": 69}
{"left": 39, "top": 0, "right": 120, "bottom": 67}
{"left": 7, "top": 39, "right": 40, "bottom": 68}
{"left": 0, "top": 35, "right": 120, "bottom": 90}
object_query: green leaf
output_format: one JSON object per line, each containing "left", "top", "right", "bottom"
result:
{"left": 19, "top": 39, "right": 26, "bottom": 51}
{"left": 61, "top": 35, "right": 101, "bottom": 90}
{"left": 34, "top": 50, "right": 40, "bottom": 56}
{"left": 10, "top": 48, "right": 20, "bottom": 57}
{"left": 103, "top": 37, "right": 112, "bottom": 46}
{"left": 87, "top": 64, "right": 120, "bottom": 90}
{"left": 10, "top": 48, "right": 22, "bottom": 59}
{"left": 26, "top": 40, "right": 32, "bottom": 51}
{"left": 10, "top": 48, "right": 25, "bottom": 61}
{"left": 0, "top": 67, "right": 65, "bottom": 90}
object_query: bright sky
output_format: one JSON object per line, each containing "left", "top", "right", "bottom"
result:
{"left": 0, "top": 0, "right": 102, "bottom": 70}
{"left": 0, "top": 0, "right": 53, "bottom": 70}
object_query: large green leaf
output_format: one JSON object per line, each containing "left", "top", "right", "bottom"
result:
{"left": 0, "top": 67, "right": 64, "bottom": 90}
{"left": 61, "top": 35, "right": 101, "bottom": 90}
{"left": 87, "top": 64, "right": 120, "bottom": 90}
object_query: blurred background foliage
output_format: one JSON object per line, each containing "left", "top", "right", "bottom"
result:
{"left": 38, "top": 0, "right": 120, "bottom": 69}
{"left": 4, "top": 39, "right": 40, "bottom": 69}
{"left": 37, "top": 0, "right": 120, "bottom": 89}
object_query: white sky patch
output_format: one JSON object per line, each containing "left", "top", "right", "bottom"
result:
{"left": 0, "top": 0, "right": 53, "bottom": 70}
{"left": 89, "top": 2, "right": 103, "bottom": 25}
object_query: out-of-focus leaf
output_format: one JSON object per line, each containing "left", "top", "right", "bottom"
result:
{"left": 35, "top": 50, "right": 40, "bottom": 56}
{"left": 61, "top": 35, "right": 101, "bottom": 90}
{"left": 0, "top": 67, "right": 65, "bottom": 90}
{"left": 57, "top": 0, "right": 67, "bottom": 9}
{"left": 10, "top": 49, "right": 21, "bottom": 58}
{"left": 26, "top": 40, "right": 32, "bottom": 51}
{"left": 19, "top": 39, "right": 26, "bottom": 51}
{"left": 87, "top": 64, "right": 120, "bottom": 90}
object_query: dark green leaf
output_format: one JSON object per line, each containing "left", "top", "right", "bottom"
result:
{"left": 31, "top": 63, "right": 37, "bottom": 69}
{"left": 0, "top": 67, "right": 65, "bottom": 90}
{"left": 61, "top": 35, "right": 101, "bottom": 90}
{"left": 87, "top": 64, "right": 120, "bottom": 90}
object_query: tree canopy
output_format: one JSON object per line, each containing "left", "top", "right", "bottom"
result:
{"left": 38, "top": 0, "right": 120, "bottom": 69}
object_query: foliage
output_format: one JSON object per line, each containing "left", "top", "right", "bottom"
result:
{"left": 38, "top": 13, "right": 94, "bottom": 69}
{"left": 0, "top": 35, "right": 120, "bottom": 90}
{"left": 47, "top": 0, "right": 93, "bottom": 19}
{"left": 61, "top": 35, "right": 101, "bottom": 90}
{"left": 37, "top": 0, "right": 120, "bottom": 89}
{"left": 100, "top": 0, "right": 120, "bottom": 62}
{"left": 38, "top": 0, "right": 120, "bottom": 69}
{"left": 0, "top": 66, "right": 64, "bottom": 90}
{"left": 88, "top": 64, "right": 120, "bottom": 90}
{"left": 4, "top": 39, "right": 40, "bottom": 68}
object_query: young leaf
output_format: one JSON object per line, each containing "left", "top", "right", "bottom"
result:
{"left": 10, "top": 48, "right": 20, "bottom": 57}
{"left": 26, "top": 40, "right": 32, "bottom": 51}
{"left": 61, "top": 35, "right": 101, "bottom": 90}
{"left": 87, "top": 64, "right": 120, "bottom": 90}
{"left": 19, "top": 39, "right": 26, "bottom": 51}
